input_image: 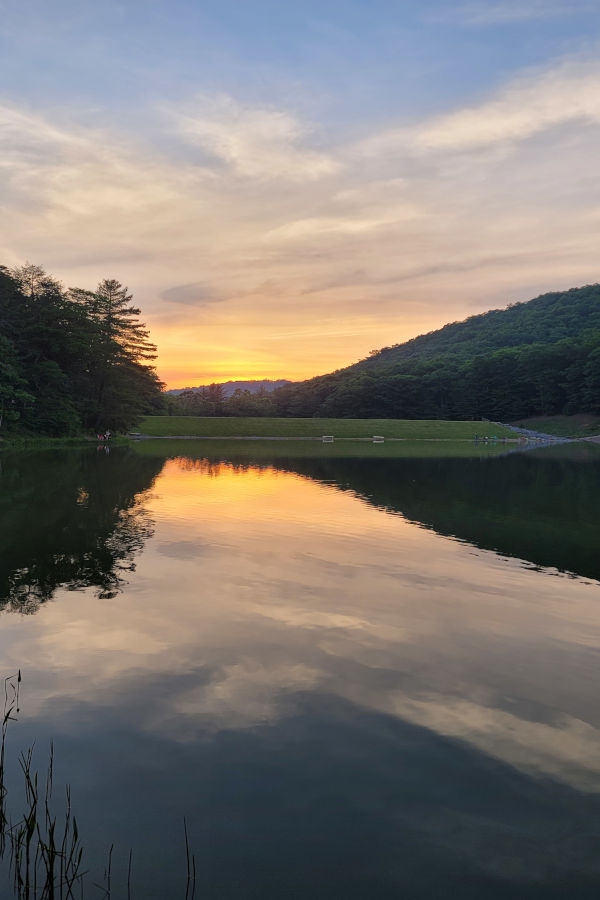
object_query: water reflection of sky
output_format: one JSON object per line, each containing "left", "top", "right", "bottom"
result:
{"left": 1, "top": 455, "right": 599, "bottom": 897}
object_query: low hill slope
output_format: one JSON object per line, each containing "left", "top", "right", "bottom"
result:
{"left": 272, "top": 284, "right": 600, "bottom": 421}
{"left": 353, "top": 284, "right": 600, "bottom": 372}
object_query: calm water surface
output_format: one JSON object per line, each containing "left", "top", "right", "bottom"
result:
{"left": 0, "top": 440, "right": 599, "bottom": 898}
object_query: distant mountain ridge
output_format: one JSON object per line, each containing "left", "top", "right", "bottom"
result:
{"left": 167, "top": 379, "right": 291, "bottom": 397}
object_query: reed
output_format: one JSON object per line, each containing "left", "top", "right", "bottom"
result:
{"left": 0, "top": 673, "right": 198, "bottom": 898}
{"left": 1, "top": 672, "right": 21, "bottom": 856}
{"left": 4, "top": 715, "right": 85, "bottom": 897}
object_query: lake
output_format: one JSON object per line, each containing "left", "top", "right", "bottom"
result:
{"left": 1, "top": 440, "right": 599, "bottom": 898}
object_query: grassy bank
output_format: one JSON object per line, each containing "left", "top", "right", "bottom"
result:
{"left": 0, "top": 435, "right": 128, "bottom": 450}
{"left": 0, "top": 435, "right": 93, "bottom": 450}
{"left": 138, "top": 416, "right": 517, "bottom": 441}
{"left": 132, "top": 438, "right": 514, "bottom": 461}
{"left": 510, "top": 414, "right": 600, "bottom": 438}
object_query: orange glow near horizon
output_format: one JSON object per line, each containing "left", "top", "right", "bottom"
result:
{"left": 153, "top": 339, "right": 350, "bottom": 390}
{"left": 159, "top": 367, "right": 295, "bottom": 390}
{"left": 150, "top": 320, "right": 371, "bottom": 390}
{"left": 149, "top": 309, "right": 452, "bottom": 390}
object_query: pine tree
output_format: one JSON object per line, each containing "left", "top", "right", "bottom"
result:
{"left": 93, "top": 279, "right": 157, "bottom": 366}
{"left": 71, "top": 278, "right": 162, "bottom": 430}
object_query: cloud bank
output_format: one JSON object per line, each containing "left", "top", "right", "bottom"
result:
{"left": 1, "top": 53, "right": 599, "bottom": 385}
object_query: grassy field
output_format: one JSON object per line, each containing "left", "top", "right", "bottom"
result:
{"left": 511, "top": 414, "right": 600, "bottom": 438}
{"left": 138, "top": 416, "right": 517, "bottom": 440}
{"left": 132, "top": 437, "right": 515, "bottom": 460}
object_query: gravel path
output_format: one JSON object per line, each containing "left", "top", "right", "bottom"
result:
{"left": 495, "top": 423, "right": 573, "bottom": 443}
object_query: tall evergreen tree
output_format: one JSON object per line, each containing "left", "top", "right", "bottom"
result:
{"left": 93, "top": 279, "right": 157, "bottom": 365}
{"left": 70, "top": 278, "right": 162, "bottom": 430}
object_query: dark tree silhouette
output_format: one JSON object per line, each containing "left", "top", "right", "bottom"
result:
{"left": 0, "top": 264, "right": 164, "bottom": 435}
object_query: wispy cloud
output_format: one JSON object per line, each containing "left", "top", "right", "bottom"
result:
{"left": 359, "top": 58, "right": 600, "bottom": 155}
{"left": 451, "top": 1, "right": 592, "bottom": 26}
{"left": 160, "top": 282, "right": 228, "bottom": 306}
{"left": 0, "top": 103, "right": 198, "bottom": 243}
{"left": 171, "top": 94, "right": 341, "bottom": 181}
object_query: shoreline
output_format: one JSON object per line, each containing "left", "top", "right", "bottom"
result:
{"left": 129, "top": 433, "right": 524, "bottom": 443}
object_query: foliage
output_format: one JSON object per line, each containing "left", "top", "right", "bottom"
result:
{"left": 269, "top": 284, "right": 600, "bottom": 421}
{"left": 171, "top": 384, "right": 276, "bottom": 418}
{"left": 354, "top": 284, "right": 600, "bottom": 370}
{"left": 0, "top": 264, "right": 164, "bottom": 436}
{"left": 0, "top": 335, "right": 33, "bottom": 430}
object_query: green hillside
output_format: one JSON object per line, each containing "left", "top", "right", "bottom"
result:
{"left": 272, "top": 285, "right": 600, "bottom": 422}
{"left": 354, "top": 284, "right": 600, "bottom": 371}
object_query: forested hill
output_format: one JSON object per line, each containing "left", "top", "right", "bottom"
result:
{"left": 354, "top": 284, "right": 600, "bottom": 372}
{"left": 272, "top": 284, "right": 600, "bottom": 420}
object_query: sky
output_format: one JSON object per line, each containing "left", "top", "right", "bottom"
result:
{"left": 1, "top": 0, "right": 600, "bottom": 388}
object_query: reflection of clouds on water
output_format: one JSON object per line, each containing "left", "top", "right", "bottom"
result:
{"left": 5, "top": 458, "right": 599, "bottom": 805}
{"left": 12, "top": 670, "right": 600, "bottom": 893}
{"left": 155, "top": 540, "right": 208, "bottom": 560}
{"left": 3, "top": 453, "right": 600, "bottom": 893}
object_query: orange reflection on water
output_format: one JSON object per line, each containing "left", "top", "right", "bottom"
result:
{"left": 153, "top": 456, "right": 359, "bottom": 533}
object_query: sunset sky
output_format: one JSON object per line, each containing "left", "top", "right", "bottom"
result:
{"left": 2, "top": 0, "right": 600, "bottom": 388}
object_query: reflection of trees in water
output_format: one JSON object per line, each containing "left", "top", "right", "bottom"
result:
{"left": 283, "top": 450, "right": 600, "bottom": 581}
{"left": 160, "top": 446, "right": 600, "bottom": 582}
{"left": 172, "top": 456, "right": 275, "bottom": 479}
{"left": 173, "top": 457, "right": 230, "bottom": 477}
{"left": 12, "top": 442, "right": 595, "bottom": 615}
{"left": 0, "top": 448, "right": 163, "bottom": 613}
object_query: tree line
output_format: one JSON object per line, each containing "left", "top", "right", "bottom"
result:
{"left": 270, "top": 330, "right": 600, "bottom": 420}
{"left": 169, "top": 383, "right": 278, "bottom": 418}
{"left": 168, "top": 283, "right": 600, "bottom": 422}
{"left": 0, "top": 263, "right": 164, "bottom": 435}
